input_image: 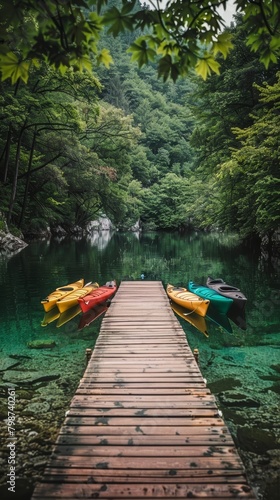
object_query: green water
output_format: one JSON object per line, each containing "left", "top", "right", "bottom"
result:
{"left": 0, "top": 231, "right": 279, "bottom": 499}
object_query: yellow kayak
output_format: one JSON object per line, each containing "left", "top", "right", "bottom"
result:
{"left": 41, "top": 278, "right": 84, "bottom": 312}
{"left": 166, "top": 284, "right": 210, "bottom": 317}
{"left": 56, "top": 282, "right": 99, "bottom": 313}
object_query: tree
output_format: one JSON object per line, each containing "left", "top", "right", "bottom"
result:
{"left": 0, "top": 1, "right": 280, "bottom": 85}
{"left": 0, "top": 59, "right": 143, "bottom": 231}
{"left": 141, "top": 172, "right": 195, "bottom": 230}
{"left": 0, "top": 64, "right": 102, "bottom": 228}
{"left": 217, "top": 73, "right": 280, "bottom": 238}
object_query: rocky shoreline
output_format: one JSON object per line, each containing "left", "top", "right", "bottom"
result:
{"left": 0, "top": 231, "right": 28, "bottom": 255}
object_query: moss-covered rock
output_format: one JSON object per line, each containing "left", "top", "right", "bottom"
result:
{"left": 237, "top": 426, "right": 279, "bottom": 454}
{"left": 2, "top": 371, "right": 60, "bottom": 384}
{"left": 207, "top": 377, "right": 242, "bottom": 393}
{"left": 27, "top": 340, "right": 56, "bottom": 349}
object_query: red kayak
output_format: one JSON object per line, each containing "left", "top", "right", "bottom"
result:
{"left": 78, "top": 280, "right": 117, "bottom": 313}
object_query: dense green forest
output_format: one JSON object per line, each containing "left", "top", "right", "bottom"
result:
{"left": 1, "top": 0, "right": 280, "bottom": 243}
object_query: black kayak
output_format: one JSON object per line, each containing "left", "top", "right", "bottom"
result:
{"left": 206, "top": 277, "right": 247, "bottom": 314}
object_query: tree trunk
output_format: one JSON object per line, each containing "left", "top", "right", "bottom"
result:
{"left": 18, "top": 126, "right": 37, "bottom": 228}
{"left": 7, "top": 123, "right": 26, "bottom": 225}
{"left": 1, "top": 125, "right": 12, "bottom": 184}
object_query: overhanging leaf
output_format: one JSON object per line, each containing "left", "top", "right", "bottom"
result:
{"left": 195, "top": 57, "right": 220, "bottom": 80}
{"left": 72, "top": 55, "right": 92, "bottom": 72}
{"left": 96, "top": 48, "right": 113, "bottom": 68}
{"left": 0, "top": 52, "right": 31, "bottom": 84}
{"left": 213, "top": 33, "right": 234, "bottom": 59}
{"left": 129, "top": 38, "right": 156, "bottom": 67}
{"left": 103, "top": 6, "right": 133, "bottom": 37}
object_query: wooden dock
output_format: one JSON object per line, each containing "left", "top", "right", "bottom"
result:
{"left": 32, "top": 281, "right": 256, "bottom": 499}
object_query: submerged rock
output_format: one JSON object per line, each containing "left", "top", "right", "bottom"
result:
{"left": 268, "top": 383, "right": 280, "bottom": 394}
{"left": 0, "top": 357, "right": 21, "bottom": 371}
{"left": 219, "top": 392, "right": 260, "bottom": 408}
{"left": 207, "top": 377, "right": 242, "bottom": 393}
{"left": 237, "top": 426, "right": 279, "bottom": 454}
{"left": 23, "top": 400, "right": 51, "bottom": 415}
{"left": 27, "top": 340, "right": 56, "bottom": 349}
{"left": 2, "top": 371, "right": 60, "bottom": 384}
{"left": 271, "top": 364, "right": 280, "bottom": 374}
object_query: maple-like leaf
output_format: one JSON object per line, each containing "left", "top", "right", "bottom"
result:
{"left": 195, "top": 57, "right": 220, "bottom": 80}
{"left": 0, "top": 52, "right": 30, "bottom": 84}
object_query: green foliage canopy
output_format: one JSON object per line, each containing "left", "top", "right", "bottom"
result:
{"left": 0, "top": 0, "right": 280, "bottom": 84}
{"left": 218, "top": 73, "right": 280, "bottom": 237}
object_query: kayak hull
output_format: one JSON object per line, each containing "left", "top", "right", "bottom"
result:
{"left": 56, "top": 282, "right": 99, "bottom": 313}
{"left": 41, "top": 279, "right": 84, "bottom": 312}
{"left": 166, "top": 284, "right": 210, "bottom": 317}
{"left": 188, "top": 281, "right": 233, "bottom": 314}
{"left": 206, "top": 277, "right": 247, "bottom": 313}
{"left": 78, "top": 281, "right": 117, "bottom": 313}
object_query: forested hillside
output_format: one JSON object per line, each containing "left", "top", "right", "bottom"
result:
{"left": 1, "top": 0, "right": 280, "bottom": 244}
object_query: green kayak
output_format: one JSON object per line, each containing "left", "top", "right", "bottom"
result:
{"left": 188, "top": 281, "right": 233, "bottom": 314}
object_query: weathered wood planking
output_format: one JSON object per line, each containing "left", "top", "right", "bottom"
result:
{"left": 32, "top": 281, "right": 256, "bottom": 499}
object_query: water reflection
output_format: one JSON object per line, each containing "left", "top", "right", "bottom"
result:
{"left": 87, "top": 230, "right": 113, "bottom": 250}
{"left": 170, "top": 301, "right": 209, "bottom": 337}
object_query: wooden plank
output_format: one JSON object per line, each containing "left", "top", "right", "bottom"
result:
{"left": 69, "top": 401, "right": 218, "bottom": 409}
{"left": 84, "top": 368, "right": 200, "bottom": 373}
{"left": 63, "top": 417, "right": 224, "bottom": 427}
{"left": 76, "top": 388, "right": 210, "bottom": 394}
{"left": 55, "top": 434, "right": 234, "bottom": 446}
{"left": 41, "top": 471, "right": 248, "bottom": 483}
{"left": 51, "top": 445, "right": 237, "bottom": 458}
{"left": 32, "top": 482, "right": 254, "bottom": 498}
{"left": 77, "top": 384, "right": 208, "bottom": 389}
{"left": 66, "top": 408, "right": 218, "bottom": 417}
{"left": 39, "top": 455, "right": 244, "bottom": 469}
{"left": 71, "top": 394, "right": 215, "bottom": 401}
{"left": 58, "top": 425, "right": 228, "bottom": 436}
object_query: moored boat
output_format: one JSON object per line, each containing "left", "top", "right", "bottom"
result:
{"left": 56, "top": 282, "right": 99, "bottom": 313}
{"left": 188, "top": 281, "right": 233, "bottom": 314}
{"left": 166, "top": 284, "right": 210, "bottom": 317}
{"left": 78, "top": 280, "right": 117, "bottom": 313}
{"left": 41, "top": 278, "right": 84, "bottom": 312}
{"left": 206, "top": 276, "right": 247, "bottom": 313}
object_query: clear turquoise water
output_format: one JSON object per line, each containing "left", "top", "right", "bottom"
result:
{"left": 0, "top": 231, "right": 279, "bottom": 499}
